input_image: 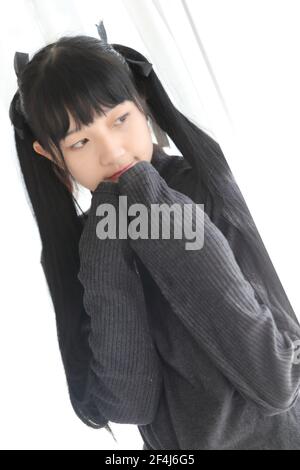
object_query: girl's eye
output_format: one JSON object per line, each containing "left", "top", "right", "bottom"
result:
{"left": 71, "top": 138, "right": 89, "bottom": 150}
{"left": 116, "top": 112, "right": 130, "bottom": 125}
{"left": 70, "top": 113, "right": 130, "bottom": 150}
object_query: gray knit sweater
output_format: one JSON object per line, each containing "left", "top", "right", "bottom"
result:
{"left": 77, "top": 145, "right": 300, "bottom": 450}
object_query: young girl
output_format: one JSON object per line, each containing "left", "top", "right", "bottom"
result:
{"left": 9, "top": 20, "right": 300, "bottom": 450}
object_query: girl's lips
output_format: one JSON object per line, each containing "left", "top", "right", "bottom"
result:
{"left": 109, "top": 162, "right": 136, "bottom": 179}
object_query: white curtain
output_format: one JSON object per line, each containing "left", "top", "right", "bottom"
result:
{"left": 1, "top": 0, "right": 299, "bottom": 450}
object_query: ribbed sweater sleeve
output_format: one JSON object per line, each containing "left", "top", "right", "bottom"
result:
{"left": 118, "top": 160, "right": 300, "bottom": 417}
{"left": 77, "top": 182, "right": 163, "bottom": 425}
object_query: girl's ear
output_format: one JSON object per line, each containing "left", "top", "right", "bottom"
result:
{"left": 33, "top": 140, "right": 52, "bottom": 161}
{"left": 33, "top": 141, "right": 64, "bottom": 169}
{"left": 33, "top": 140, "right": 72, "bottom": 192}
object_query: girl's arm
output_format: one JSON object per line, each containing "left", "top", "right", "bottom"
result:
{"left": 118, "top": 160, "right": 300, "bottom": 417}
{"left": 77, "top": 182, "right": 163, "bottom": 425}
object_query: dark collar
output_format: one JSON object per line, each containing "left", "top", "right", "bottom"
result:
{"left": 151, "top": 143, "right": 190, "bottom": 175}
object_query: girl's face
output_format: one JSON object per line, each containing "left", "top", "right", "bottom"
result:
{"left": 33, "top": 100, "right": 153, "bottom": 191}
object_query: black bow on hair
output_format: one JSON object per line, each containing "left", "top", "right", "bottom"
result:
{"left": 10, "top": 52, "right": 30, "bottom": 139}
{"left": 95, "top": 18, "right": 153, "bottom": 78}
{"left": 124, "top": 57, "right": 153, "bottom": 77}
{"left": 14, "top": 51, "right": 29, "bottom": 81}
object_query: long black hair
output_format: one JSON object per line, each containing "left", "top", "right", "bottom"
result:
{"left": 8, "top": 25, "right": 299, "bottom": 444}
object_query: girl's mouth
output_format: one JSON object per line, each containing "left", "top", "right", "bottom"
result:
{"left": 109, "top": 162, "right": 136, "bottom": 180}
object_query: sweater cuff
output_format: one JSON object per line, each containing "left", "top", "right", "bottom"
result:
{"left": 118, "top": 160, "right": 160, "bottom": 200}
{"left": 92, "top": 180, "right": 119, "bottom": 196}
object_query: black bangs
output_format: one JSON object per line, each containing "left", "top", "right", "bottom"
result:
{"left": 20, "top": 35, "right": 145, "bottom": 155}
